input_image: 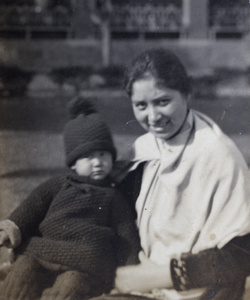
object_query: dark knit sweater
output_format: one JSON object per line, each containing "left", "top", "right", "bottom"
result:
{"left": 9, "top": 171, "right": 140, "bottom": 288}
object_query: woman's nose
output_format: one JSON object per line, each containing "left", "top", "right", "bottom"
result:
{"left": 148, "top": 106, "right": 160, "bottom": 123}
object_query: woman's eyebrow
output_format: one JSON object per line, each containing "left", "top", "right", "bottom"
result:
{"left": 132, "top": 96, "right": 171, "bottom": 103}
{"left": 152, "top": 96, "right": 171, "bottom": 102}
{"left": 131, "top": 99, "right": 145, "bottom": 103}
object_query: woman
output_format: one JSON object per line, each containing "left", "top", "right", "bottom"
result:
{"left": 96, "top": 48, "right": 250, "bottom": 300}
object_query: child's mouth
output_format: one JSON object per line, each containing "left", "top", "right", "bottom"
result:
{"left": 92, "top": 170, "right": 105, "bottom": 178}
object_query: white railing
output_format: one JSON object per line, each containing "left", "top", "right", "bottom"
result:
{"left": 209, "top": 4, "right": 250, "bottom": 38}
{"left": 0, "top": 5, "right": 73, "bottom": 39}
{"left": 111, "top": 4, "right": 182, "bottom": 33}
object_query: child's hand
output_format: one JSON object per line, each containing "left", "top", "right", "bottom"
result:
{"left": 0, "top": 230, "right": 10, "bottom": 247}
{"left": 0, "top": 220, "right": 21, "bottom": 248}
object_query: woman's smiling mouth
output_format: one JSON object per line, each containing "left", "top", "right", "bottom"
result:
{"left": 149, "top": 122, "right": 170, "bottom": 132}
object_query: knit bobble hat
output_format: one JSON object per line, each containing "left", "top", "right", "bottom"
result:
{"left": 64, "top": 97, "right": 117, "bottom": 167}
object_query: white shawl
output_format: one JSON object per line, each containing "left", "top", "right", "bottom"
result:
{"left": 127, "top": 109, "right": 250, "bottom": 299}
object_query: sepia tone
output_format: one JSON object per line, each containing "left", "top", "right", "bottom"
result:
{"left": 0, "top": 0, "right": 249, "bottom": 298}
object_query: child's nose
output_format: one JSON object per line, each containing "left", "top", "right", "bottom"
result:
{"left": 92, "top": 157, "right": 102, "bottom": 166}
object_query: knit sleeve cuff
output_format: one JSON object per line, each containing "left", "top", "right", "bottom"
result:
{"left": 171, "top": 249, "right": 222, "bottom": 291}
{"left": 171, "top": 257, "right": 190, "bottom": 291}
{"left": 171, "top": 243, "right": 249, "bottom": 292}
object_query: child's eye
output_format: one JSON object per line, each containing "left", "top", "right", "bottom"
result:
{"left": 79, "top": 155, "right": 88, "bottom": 159}
{"left": 85, "top": 153, "right": 93, "bottom": 159}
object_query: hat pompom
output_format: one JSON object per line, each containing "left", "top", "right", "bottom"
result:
{"left": 68, "top": 96, "right": 97, "bottom": 119}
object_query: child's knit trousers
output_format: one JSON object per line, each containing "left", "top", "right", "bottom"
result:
{"left": 0, "top": 254, "right": 104, "bottom": 300}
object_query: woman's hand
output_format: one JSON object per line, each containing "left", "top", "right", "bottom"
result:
{"left": 114, "top": 251, "right": 173, "bottom": 294}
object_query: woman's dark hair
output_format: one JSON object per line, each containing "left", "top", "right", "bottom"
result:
{"left": 124, "top": 48, "right": 190, "bottom": 97}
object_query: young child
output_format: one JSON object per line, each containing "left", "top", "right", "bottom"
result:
{"left": 0, "top": 97, "right": 140, "bottom": 300}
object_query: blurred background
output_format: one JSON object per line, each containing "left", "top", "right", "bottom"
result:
{"left": 0, "top": 1, "right": 249, "bottom": 292}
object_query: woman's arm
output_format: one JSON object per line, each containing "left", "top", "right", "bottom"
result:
{"left": 115, "top": 189, "right": 250, "bottom": 293}
{"left": 115, "top": 235, "right": 250, "bottom": 293}
{"left": 111, "top": 189, "right": 141, "bottom": 267}
{"left": 116, "top": 162, "right": 144, "bottom": 211}
{"left": 117, "top": 164, "right": 250, "bottom": 292}
{"left": 115, "top": 252, "right": 172, "bottom": 293}
{"left": 171, "top": 234, "right": 250, "bottom": 291}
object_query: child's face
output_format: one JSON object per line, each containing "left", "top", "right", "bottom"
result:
{"left": 71, "top": 150, "right": 113, "bottom": 180}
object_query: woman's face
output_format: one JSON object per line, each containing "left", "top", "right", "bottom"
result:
{"left": 131, "top": 77, "right": 188, "bottom": 140}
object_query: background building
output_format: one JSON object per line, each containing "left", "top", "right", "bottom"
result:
{"left": 0, "top": 0, "right": 249, "bottom": 74}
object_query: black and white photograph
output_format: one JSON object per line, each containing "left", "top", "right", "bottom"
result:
{"left": 0, "top": 1, "right": 250, "bottom": 299}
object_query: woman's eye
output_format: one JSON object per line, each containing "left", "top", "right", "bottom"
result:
{"left": 158, "top": 99, "right": 170, "bottom": 106}
{"left": 134, "top": 102, "right": 147, "bottom": 110}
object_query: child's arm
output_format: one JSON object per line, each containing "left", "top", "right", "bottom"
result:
{"left": 8, "top": 176, "right": 64, "bottom": 240}
{"left": 0, "top": 219, "right": 21, "bottom": 248}
{"left": 111, "top": 189, "right": 141, "bottom": 267}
